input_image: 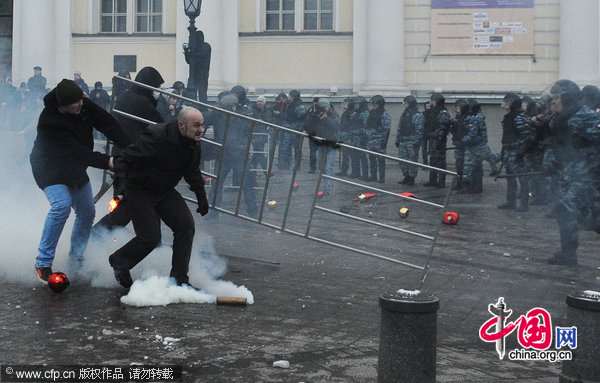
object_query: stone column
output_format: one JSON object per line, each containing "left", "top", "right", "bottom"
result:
{"left": 559, "top": 0, "right": 600, "bottom": 85}
{"left": 219, "top": 0, "right": 240, "bottom": 90}
{"left": 53, "top": 0, "right": 73, "bottom": 82}
{"left": 353, "top": 0, "right": 409, "bottom": 97}
{"left": 13, "top": 0, "right": 73, "bottom": 87}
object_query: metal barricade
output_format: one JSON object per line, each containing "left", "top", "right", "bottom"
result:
{"left": 97, "top": 76, "right": 458, "bottom": 289}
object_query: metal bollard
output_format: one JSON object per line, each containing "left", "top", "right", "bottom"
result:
{"left": 377, "top": 290, "right": 439, "bottom": 383}
{"left": 560, "top": 290, "right": 600, "bottom": 383}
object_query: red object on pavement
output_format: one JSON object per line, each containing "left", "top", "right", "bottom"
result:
{"left": 317, "top": 191, "right": 324, "bottom": 198}
{"left": 48, "top": 272, "right": 70, "bottom": 293}
{"left": 353, "top": 193, "right": 376, "bottom": 202}
{"left": 443, "top": 211, "right": 459, "bottom": 225}
{"left": 293, "top": 183, "right": 299, "bottom": 190}
{"left": 398, "top": 192, "right": 420, "bottom": 199}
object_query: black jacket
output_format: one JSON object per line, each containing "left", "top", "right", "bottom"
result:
{"left": 304, "top": 108, "right": 340, "bottom": 143}
{"left": 30, "top": 89, "right": 130, "bottom": 190}
{"left": 114, "top": 122, "right": 206, "bottom": 198}
{"left": 113, "top": 67, "right": 164, "bottom": 144}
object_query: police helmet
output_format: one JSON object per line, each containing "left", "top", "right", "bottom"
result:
{"left": 550, "top": 79, "right": 580, "bottom": 107}
{"left": 430, "top": 92, "right": 445, "bottom": 108}
{"left": 369, "top": 95, "right": 385, "bottom": 108}
{"left": 467, "top": 98, "right": 481, "bottom": 114}
{"left": 503, "top": 93, "right": 522, "bottom": 111}
{"left": 404, "top": 95, "right": 418, "bottom": 110}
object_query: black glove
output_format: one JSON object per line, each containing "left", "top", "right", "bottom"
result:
{"left": 394, "top": 142, "right": 399, "bottom": 148}
{"left": 113, "top": 178, "right": 127, "bottom": 200}
{"left": 323, "top": 139, "right": 341, "bottom": 149}
{"left": 196, "top": 190, "right": 209, "bottom": 216}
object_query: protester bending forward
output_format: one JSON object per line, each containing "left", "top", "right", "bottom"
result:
{"left": 108, "top": 107, "right": 209, "bottom": 288}
{"left": 30, "top": 79, "right": 130, "bottom": 284}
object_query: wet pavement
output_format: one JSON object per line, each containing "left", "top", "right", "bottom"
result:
{"left": 1, "top": 160, "right": 600, "bottom": 383}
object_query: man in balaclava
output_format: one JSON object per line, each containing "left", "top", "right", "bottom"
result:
{"left": 93, "top": 66, "right": 165, "bottom": 233}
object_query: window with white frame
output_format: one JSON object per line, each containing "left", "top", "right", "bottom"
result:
{"left": 266, "top": 0, "right": 295, "bottom": 31}
{"left": 135, "top": 0, "right": 162, "bottom": 33}
{"left": 99, "top": 0, "right": 163, "bottom": 34}
{"left": 265, "top": 0, "right": 334, "bottom": 32}
{"left": 303, "top": 0, "right": 332, "bottom": 31}
{"left": 100, "top": 0, "right": 127, "bottom": 33}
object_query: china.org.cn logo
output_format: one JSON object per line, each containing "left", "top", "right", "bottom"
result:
{"left": 479, "top": 297, "right": 577, "bottom": 362}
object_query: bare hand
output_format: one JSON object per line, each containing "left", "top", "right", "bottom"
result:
{"left": 109, "top": 157, "right": 114, "bottom": 169}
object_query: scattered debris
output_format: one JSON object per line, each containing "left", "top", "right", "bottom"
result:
{"left": 273, "top": 360, "right": 290, "bottom": 369}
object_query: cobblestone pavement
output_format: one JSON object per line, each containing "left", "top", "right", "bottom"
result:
{"left": 1, "top": 158, "right": 599, "bottom": 383}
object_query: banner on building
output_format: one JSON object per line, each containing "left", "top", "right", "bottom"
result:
{"left": 431, "top": 0, "right": 534, "bottom": 55}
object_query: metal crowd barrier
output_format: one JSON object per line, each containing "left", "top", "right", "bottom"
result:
{"left": 96, "top": 76, "right": 458, "bottom": 289}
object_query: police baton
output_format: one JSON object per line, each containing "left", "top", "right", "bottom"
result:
{"left": 493, "top": 149, "right": 506, "bottom": 182}
{"left": 495, "top": 171, "right": 544, "bottom": 179}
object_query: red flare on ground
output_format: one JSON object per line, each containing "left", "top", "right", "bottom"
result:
{"left": 398, "top": 192, "right": 420, "bottom": 199}
{"left": 443, "top": 211, "right": 459, "bottom": 225}
{"left": 48, "top": 272, "right": 70, "bottom": 293}
{"left": 353, "top": 193, "right": 376, "bottom": 202}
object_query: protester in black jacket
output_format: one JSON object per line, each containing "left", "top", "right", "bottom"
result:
{"left": 113, "top": 66, "right": 164, "bottom": 143}
{"left": 303, "top": 98, "right": 339, "bottom": 195}
{"left": 93, "top": 67, "right": 165, "bottom": 233}
{"left": 30, "top": 79, "right": 130, "bottom": 284}
{"left": 108, "top": 106, "right": 209, "bottom": 289}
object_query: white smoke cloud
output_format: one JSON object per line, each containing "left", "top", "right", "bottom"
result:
{"left": 86, "top": 224, "right": 254, "bottom": 306}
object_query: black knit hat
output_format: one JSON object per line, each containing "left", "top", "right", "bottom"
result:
{"left": 56, "top": 79, "right": 83, "bottom": 106}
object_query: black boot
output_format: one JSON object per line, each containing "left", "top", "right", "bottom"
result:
{"left": 497, "top": 201, "right": 516, "bottom": 209}
{"left": 515, "top": 196, "right": 529, "bottom": 212}
{"left": 424, "top": 171, "right": 438, "bottom": 187}
{"left": 547, "top": 250, "right": 577, "bottom": 266}
{"left": 452, "top": 177, "right": 463, "bottom": 191}
{"left": 457, "top": 182, "right": 471, "bottom": 194}
{"left": 378, "top": 161, "right": 385, "bottom": 183}
{"left": 404, "top": 176, "right": 415, "bottom": 186}
{"left": 437, "top": 173, "right": 446, "bottom": 188}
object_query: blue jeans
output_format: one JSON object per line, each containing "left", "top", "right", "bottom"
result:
{"left": 317, "top": 146, "right": 337, "bottom": 192}
{"left": 36, "top": 183, "right": 95, "bottom": 268}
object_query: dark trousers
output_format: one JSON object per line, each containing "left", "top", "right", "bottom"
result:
{"left": 339, "top": 147, "right": 351, "bottom": 175}
{"left": 505, "top": 161, "right": 529, "bottom": 206}
{"left": 351, "top": 151, "right": 369, "bottom": 177}
{"left": 368, "top": 154, "right": 385, "bottom": 181}
{"left": 308, "top": 139, "right": 317, "bottom": 172}
{"left": 109, "top": 188, "right": 195, "bottom": 285}
{"left": 428, "top": 154, "right": 447, "bottom": 186}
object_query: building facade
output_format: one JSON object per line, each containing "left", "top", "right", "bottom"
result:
{"left": 5, "top": 0, "right": 599, "bottom": 100}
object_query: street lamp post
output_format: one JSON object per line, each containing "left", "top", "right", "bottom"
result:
{"left": 183, "top": 0, "right": 202, "bottom": 101}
